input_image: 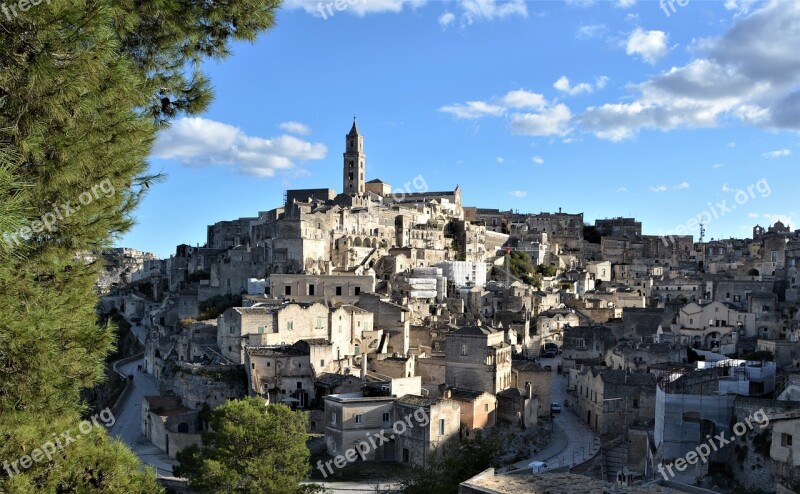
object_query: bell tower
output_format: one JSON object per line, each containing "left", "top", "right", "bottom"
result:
{"left": 343, "top": 117, "right": 365, "bottom": 195}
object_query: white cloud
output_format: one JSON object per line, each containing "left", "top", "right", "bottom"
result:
{"left": 508, "top": 190, "right": 527, "bottom": 198}
{"left": 458, "top": 0, "right": 528, "bottom": 25}
{"left": 439, "top": 11, "right": 456, "bottom": 27}
{"left": 673, "top": 182, "right": 690, "bottom": 189}
{"left": 727, "top": 141, "right": 736, "bottom": 148}
{"left": 565, "top": 0, "right": 596, "bottom": 7}
{"left": 615, "top": 0, "right": 636, "bottom": 7}
{"left": 553, "top": 75, "right": 607, "bottom": 96}
{"left": 278, "top": 121, "right": 311, "bottom": 136}
{"left": 576, "top": 23, "right": 606, "bottom": 40}
{"left": 713, "top": 163, "right": 724, "bottom": 168}
{"left": 650, "top": 185, "right": 668, "bottom": 193}
{"left": 496, "top": 156, "right": 505, "bottom": 164}
{"left": 747, "top": 212, "right": 760, "bottom": 218}
{"left": 724, "top": 0, "right": 759, "bottom": 15}
{"left": 283, "top": 0, "right": 427, "bottom": 17}
{"left": 616, "top": 187, "right": 628, "bottom": 193}
{"left": 531, "top": 156, "right": 544, "bottom": 164}
{"left": 762, "top": 148, "right": 791, "bottom": 158}
{"left": 152, "top": 117, "right": 327, "bottom": 178}
{"left": 626, "top": 28, "right": 668, "bottom": 64}
{"left": 440, "top": 89, "right": 572, "bottom": 137}
{"left": 579, "top": 2, "right": 800, "bottom": 141}
{"left": 510, "top": 104, "right": 572, "bottom": 136}
{"left": 499, "top": 89, "right": 547, "bottom": 110}
{"left": 439, "top": 100, "right": 506, "bottom": 119}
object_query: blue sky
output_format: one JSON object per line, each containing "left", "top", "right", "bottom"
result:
{"left": 120, "top": 0, "right": 800, "bottom": 258}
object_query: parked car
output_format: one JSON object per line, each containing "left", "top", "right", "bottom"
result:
{"left": 550, "top": 402, "right": 562, "bottom": 413}
{"left": 528, "top": 461, "right": 548, "bottom": 474}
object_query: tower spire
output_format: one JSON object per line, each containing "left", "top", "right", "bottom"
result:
{"left": 343, "top": 118, "right": 365, "bottom": 195}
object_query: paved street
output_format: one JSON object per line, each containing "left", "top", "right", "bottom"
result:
{"left": 109, "top": 357, "right": 180, "bottom": 479}
{"left": 109, "top": 321, "right": 181, "bottom": 479}
{"left": 513, "top": 356, "right": 599, "bottom": 471}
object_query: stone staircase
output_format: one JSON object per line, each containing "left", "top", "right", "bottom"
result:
{"left": 604, "top": 439, "right": 629, "bottom": 482}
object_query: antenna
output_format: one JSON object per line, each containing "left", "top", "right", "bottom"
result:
{"left": 699, "top": 222, "right": 706, "bottom": 242}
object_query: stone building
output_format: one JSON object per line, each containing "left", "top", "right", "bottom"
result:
{"left": 510, "top": 360, "right": 552, "bottom": 417}
{"left": 323, "top": 392, "right": 398, "bottom": 461}
{"left": 446, "top": 388, "right": 498, "bottom": 438}
{"left": 216, "top": 303, "right": 330, "bottom": 363}
{"left": 267, "top": 273, "right": 375, "bottom": 305}
{"left": 141, "top": 395, "right": 201, "bottom": 459}
{"left": 393, "top": 394, "right": 461, "bottom": 466}
{"left": 445, "top": 326, "right": 512, "bottom": 394}
{"left": 572, "top": 368, "right": 656, "bottom": 435}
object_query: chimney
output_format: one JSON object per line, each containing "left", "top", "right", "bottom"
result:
{"left": 360, "top": 354, "right": 368, "bottom": 380}
{"left": 443, "top": 388, "right": 452, "bottom": 399}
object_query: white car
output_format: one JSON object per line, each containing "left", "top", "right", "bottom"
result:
{"left": 529, "top": 461, "right": 548, "bottom": 474}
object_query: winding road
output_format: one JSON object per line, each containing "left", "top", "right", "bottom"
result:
{"left": 109, "top": 324, "right": 180, "bottom": 479}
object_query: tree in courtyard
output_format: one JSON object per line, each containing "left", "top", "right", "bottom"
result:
{"left": 174, "top": 398, "right": 310, "bottom": 494}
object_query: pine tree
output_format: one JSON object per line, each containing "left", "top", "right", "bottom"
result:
{"left": 174, "top": 398, "right": 311, "bottom": 494}
{"left": 0, "top": 1, "right": 281, "bottom": 491}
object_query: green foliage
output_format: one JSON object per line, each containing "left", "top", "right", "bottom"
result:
{"left": 507, "top": 251, "right": 541, "bottom": 287}
{"left": 199, "top": 293, "right": 244, "bottom": 320}
{"left": 0, "top": 0, "right": 280, "bottom": 491}
{"left": 537, "top": 264, "right": 558, "bottom": 277}
{"left": 402, "top": 433, "right": 502, "bottom": 494}
{"left": 174, "top": 399, "right": 310, "bottom": 494}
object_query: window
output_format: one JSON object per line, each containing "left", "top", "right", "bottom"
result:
{"left": 258, "top": 326, "right": 264, "bottom": 334}
{"left": 633, "top": 399, "right": 639, "bottom": 409}
{"left": 285, "top": 285, "right": 292, "bottom": 296}
{"left": 461, "top": 344, "right": 468, "bottom": 356}
{"left": 308, "top": 284, "right": 315, "bottom": 296}
{"left": 331, "top": 413, "right": 337, "bottom": 425}
{"left": 484, "top": 403, "right": 489, "bottom": 412}
{"left": 354, "top": 286, "right": 361, "bottom": 296}
{"left": 383, "top": 412, "right": 390, "bottom": 424}
{"left": 287, "top": 321, "right": 294, "bottom": 331}
{"left": 230, "top": 326, "right": 235, "bottom": 334}
{"left": 297, "top": 382, "right": 302, "bottom": 389}
{"left": 316, "top": 318, "right": 324, "bottom": 329}
{"left": 355, "top": 414, "right": 363, "bottom": 424}
{"left": 439, "top": 419, "right": 446, "bottom": 436}
{"left": 782, "top": 434, "right": 793, "bottom": 447}
{"left": 336, "top": 286, "right": 342, "bottom": 296}
{"left": 320, "top": 359, "right": 325, "bottom": 368}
